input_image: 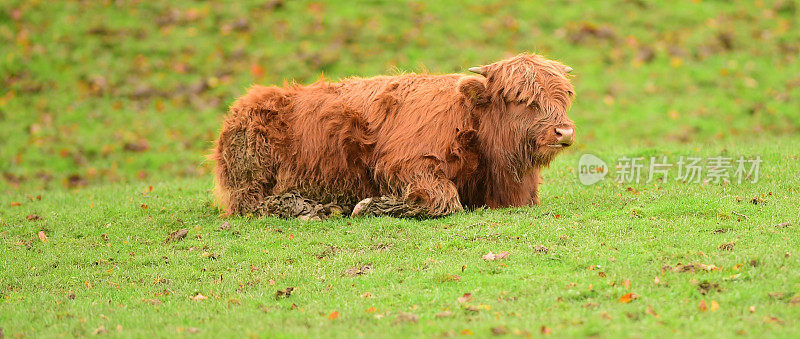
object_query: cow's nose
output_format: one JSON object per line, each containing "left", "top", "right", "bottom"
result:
{"left": 554, "top": 126, "right": 575, "bottom": 146}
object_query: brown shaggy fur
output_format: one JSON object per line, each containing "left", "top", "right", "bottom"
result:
{"left": 211, "top": 53, "right": 575, "bottom": 218}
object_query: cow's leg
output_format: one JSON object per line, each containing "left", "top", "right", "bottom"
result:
{"left": 527, "top": 167, "right": 542, "bottom": 206}
{"left": 258, "top": 192, "right": 348, "bottom": 220}
{"left": 352, "top": 174, "right": 463, "bottom": 218}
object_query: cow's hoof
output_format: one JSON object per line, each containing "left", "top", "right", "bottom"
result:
{"left": 351, "top": 198, "right": 373, "bottom": 217}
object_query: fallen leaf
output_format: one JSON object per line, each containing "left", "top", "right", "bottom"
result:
{"left": 540, "top": 326, "right": 552, "bottom": 334}
{"left": 440, "top": 274, "right": 461, "bottom": 282}
{"left": 93, "top": 326, "right": 107, "bottom": 335}
{"left": 343, "top": 263, "right": 373, "bottom": 277}
{"left": 361, "top": 292, "right": 372, "bottom": 298}
{"left": 623, "top": 279, "right": 631, "bottom": 289}
{"left": 164, "top": 229, "right": 188, "bottom": 244}
{"left": 394, "top": 312, "right": 418, "bottom": 324}
{"left": 189, "top": 293, "right": 207, "bottom": 301}
{"left": 664, "top": 263, "right": 720, "bottom": 273}
{"left": 123, "top": 139, "right": 149, "bottom": 152}
{"left": 10, "top": 202, "right": 21, "bottom": 207}
{"left": 698, "top": 300, "right": 708, "bottom": 312}
{"left": 26, "top": 214, "right": 41, "bottom": 221}
{"left": 653, "top": 276, "right": 661, "bottom": 285}
{"left": 709, "top": 300, "right": 720, "bottom": 311}
{"left": 37, "top": 231, "right": 48, "bottom": 243}
{"left": 463, "top": 304, "right": 491, "bottom": 312}
{"left": 646, "top": 305, "right": 659, "bottom": 317}
{"left": 768, "top": 292, "right": 784, "bottom": 299}
{"left": 533, "top": 245, "right": 549, "bottom": 253}
{"left": 143, "top": 298, "right": 161, "bottom": 305}
{"left": 275, "top": 287, "right": 294, "bottom": 299}
{"left": 327, "top": 311, "right": 339, "bottom": 320}
{"left": 365, "top": 307, "right": 376, "bottom": 313}
{"left": 491, "top": 326, "right": 508, "bottom": 335}
{"left": 617, "top": 293, "right": 638, "bottom": 303}
{"left": 698, "top": 281, "right": 723, "bottom": 295}
{"left": 457, "top": 293, "right": 473, "bottom": 304}
{"left": 482, "top": 251, "right": 509, "bottom": 261}
{"left": 749, "top": 305, "right": 756, "bottom": 313}
{"left": 718, "top": 242, "right": 735, "bottom": 251}
{"left": 218, "top": 221, "right": 231, "bottom": 230}
{"left": 435, "top": 310, "right": 453, "bottom": 318}
{"left": 460, "top": 329, "right": 474, "bottom": 335}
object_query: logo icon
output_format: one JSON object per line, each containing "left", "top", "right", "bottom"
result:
{"left": 578, "top": 154, "right": 608, "bottom": 185}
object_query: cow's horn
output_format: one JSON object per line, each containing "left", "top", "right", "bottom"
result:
{"left": 468, "top": 66, "right": 486, "bottom": 75}
{"left": 564, "top": 66, "right": 573, "bottom": 73}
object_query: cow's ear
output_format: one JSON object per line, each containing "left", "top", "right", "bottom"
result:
{"left": 457, "top": 76, "right": 488, "bottom": 105}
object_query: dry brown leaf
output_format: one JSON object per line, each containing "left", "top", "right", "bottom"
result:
{"left": 143, "top": 298, "right": 161, "bottom": 305}
{"left": 37, "top": 231, "right": 48, "bottom": 243}
{"left": 275, "top": 287, "right": 294, "bottom": 299}
{"left": 435, "top": 310, "right": 453, "bottom": 318}
{"left": 646, "top": 305, "right": 659, "bottom": 317}
{"left": 540, "top": 325, "right": 552, "bottom": 334}
{"left": 343, "top": 264, "right": 373, "bottom": 277}
{"left": 768, "top": 292, "right": 784, "bottom": 299}
{"left": 482, "top": 251, "right": 509, "bottom": 261}
{"left": 491, "top": 326, "right": 508, "bottom": 335}
{"left": 164, "top": 229, "right": 188, "bottom": 244}
{"left": 394, "top": 312, "right": 419, "bottom": 324}
{"left": 189, "top": 293, "right": 207, "bottom": 301}
{"left": 763, "top": 316, "right": 784, "bottom": 324}
{"left": 664, "top": 263, "right": 720, "bottom": 273}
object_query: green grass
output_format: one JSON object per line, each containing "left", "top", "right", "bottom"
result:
{"left": 2, "top": 0, "right": 800, "bottom": 337}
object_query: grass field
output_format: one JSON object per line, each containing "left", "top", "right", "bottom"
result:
{"left": 2, "top": 0, "right": 800, "bottom": 337}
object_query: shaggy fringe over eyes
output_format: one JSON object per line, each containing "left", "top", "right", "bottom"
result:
{"left": 483, "top": 53, "right": 575, "bottom": 117}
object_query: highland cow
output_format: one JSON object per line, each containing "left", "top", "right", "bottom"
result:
{"left": 211, "top": 53, "right": 575, "bottom": 219}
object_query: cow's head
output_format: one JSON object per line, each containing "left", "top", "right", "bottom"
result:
{"left": 468, "top": 53, "right": 576, "bottom": 166}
